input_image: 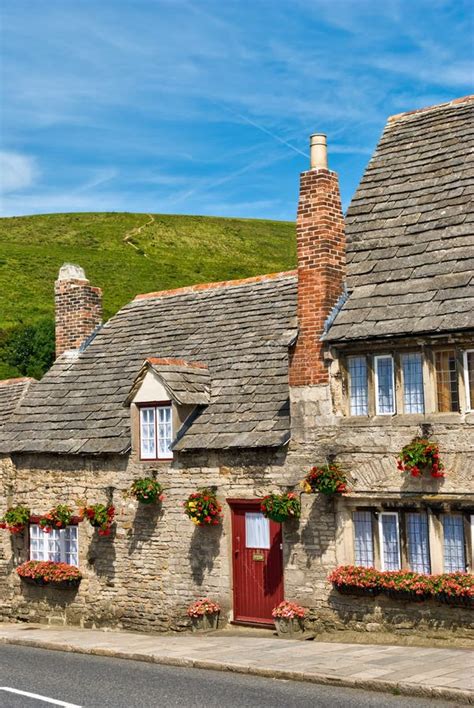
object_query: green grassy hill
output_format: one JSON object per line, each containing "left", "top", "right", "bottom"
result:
{"left": 0, "top": 212, "right": 296, "bottom": 377}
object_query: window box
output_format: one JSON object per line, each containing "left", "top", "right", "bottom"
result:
{"left": 435, "top": 592, "right": 473, "bottom": 609}
{"left": 382, "top": 588, "right": 430, "bottom": 603}
{"left": 17, "top": 560, "right": 82, "bottom": 589}
{"left": 334, "top": 584, "right": 380, "bottom": 598}
{"left": 21, "top": 575, "right": 81, "bottom": 590}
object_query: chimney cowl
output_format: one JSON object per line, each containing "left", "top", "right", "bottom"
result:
{"left": 310, "top": 133, "right": 328, "bottom": 170}
{"left": 57, "top": 263, "right": 87, "bottom": 281}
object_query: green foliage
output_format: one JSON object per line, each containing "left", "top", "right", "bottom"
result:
{"left": 130, "top": 478, "right": 164, "bottom": 504}
{"left": 260, "top": 492, "right": 301, "bottom": 522}
{"left": 302, "top": 464, "right": 348, "bottom": 495}
{"left": 0, "top": 504, "right": 31, "bottom": 533}
{"left": 0, "top": 319, "right": 54, "bottom": 379}
{"left": 0, "top": 212, "right": 295, "bottom": 379}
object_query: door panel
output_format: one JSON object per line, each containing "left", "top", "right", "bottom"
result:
{"left": 230, "top": 500, "right": 284, "bottom": 625}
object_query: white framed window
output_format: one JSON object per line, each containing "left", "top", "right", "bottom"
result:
{"left": 374, "top": 355, "right": 395, "bottom": 415}
{"left": 463, "top": 350, "right": 474, "bottom": 412}
{"left": 379, "top": 512, "right": 401, "bottom": 570}
{"left": 402, "top": 353, "right": 424, "bottom": 414}
{"left": 139, "top": 404, "right": 173, "bottom": 460}
{"left": 442, "top": 514, "right": 466, "bottom": 572}
{"left": 245, "top": 512, "right": 270, "bottom": 549}
{"left": 353, "top": 511, "right": 374, "bottom": 567}
{"left": 406, "top": 513, "right": 430, "bottom": 573}
{"left": 30, "top": 525, "right": 79, "bottom": 566}
{"left": 348, "top": 356, "right": 368, "bottom": 416}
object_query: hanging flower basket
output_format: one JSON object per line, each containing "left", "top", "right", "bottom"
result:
{"left": 396, "top": 437, "right": 444, "bottom": 478}
{"left": 80, "top": 504, "right": 115, "bottom": 536}
{"left": 260, "top": 492, "right": 301, "bottom": 523}
{"left": 272, "top": 601, "right": 306, "bottom": 637}
{"left": 17, "top": 560, "right": 82, "bottom": 589}
{"left": 301, "top": 464, "right": 348, "bottom": 495}
{"left": 130, "top": 478, "right": 164, "bottom": 505}
{"left": 187, "top": 598, "right": 220, "bottom": 631}
{"left": 38, "top": 505, "right": 74, "bottom": 533}
{"left": 184, "top": 488, "right": 222, "bottom": 526}
{"left": 0, "top": 505, "right": 30, "bottom": 534}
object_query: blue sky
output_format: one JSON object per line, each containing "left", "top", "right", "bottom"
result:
{"left": 1, "top": 0, "right": 473, "bottom": 220}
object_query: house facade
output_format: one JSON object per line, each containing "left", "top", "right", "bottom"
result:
{"left": 1, "top": 96, "right": 473, "bottom": 637}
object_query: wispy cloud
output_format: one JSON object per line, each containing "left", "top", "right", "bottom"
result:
{"left": 1, "top": 0, "right": 472, "bottom": 219}
{"left": 0, "top": 151, "right": 38, "bottom": 193}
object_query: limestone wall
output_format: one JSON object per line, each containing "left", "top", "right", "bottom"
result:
{"left": 1, "top": 417, "right": 472, "bottom": 638}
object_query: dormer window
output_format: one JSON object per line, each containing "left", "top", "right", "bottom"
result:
{"left": 139, "top": 404, "right": 173, "bottom": 460}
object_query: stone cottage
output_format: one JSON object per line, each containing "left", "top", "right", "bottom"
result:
{"left": 1, "top": 95, "right": 473, "bottom": 637}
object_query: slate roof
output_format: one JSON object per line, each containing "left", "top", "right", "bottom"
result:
{"left": 0, "top": 378, "right": 35, "bottom": 430}
{"left": 325, "top": 95, "right": 474, "bottom": 342}
{"left": 0, "top": 272, "right": 297, "bottom": 455}
{"left": 125, "top": 358, "right": 211, "bottom": 407}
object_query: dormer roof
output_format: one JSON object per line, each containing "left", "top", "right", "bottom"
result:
{"left": 126, "top": 358, "right": 211, "bottom": 407}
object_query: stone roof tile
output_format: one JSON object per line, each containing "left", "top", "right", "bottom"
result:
{"left": 326, "top": 96, "right": 474, "bottom": 341}
{"left": 0, "top": 273, "right": 297, "bottom": 454}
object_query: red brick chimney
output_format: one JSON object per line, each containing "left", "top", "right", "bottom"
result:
{"left": 289, "top": 134, "right": 346, "bottom": 386}
{"left": 55, "top": 264, "right": 102, "bottom": 357}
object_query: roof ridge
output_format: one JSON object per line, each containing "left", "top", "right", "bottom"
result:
{"left": 146, "top": 357, "right": 208, "bottom": 369}
{"left": 388, "top": 95, "right": 474, "bottom": 124}
{"left": 0, "top": 377, "right": 35, "bottom": 386}
{"left": 134, "top": 270, "right": 297, "bottom": 301}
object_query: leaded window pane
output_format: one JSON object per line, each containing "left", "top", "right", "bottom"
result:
{"left": 406, "top": 513, "right": 430, "bottom": 573}
{"left": 375, "top": 356, "right": 395, "bottom": 414}
{"left": 442, "top": 515, "right": 466, "bottom": 572}
{"left": 348, "top": 357, "right": 368, "bottom": 416}
{"left": 465, "top": 351, "right": 474, "bottom": 411}
{"left": 353, "top": 511, "right": 374, "bottom": 567}
{"left": 435, "top": 350, "right": 459, "bottom": 412}
{"left": 380, "top": 513, "right": 400, "bottom": 570}
{"left": 402, "top": 353, "right": 425, "bottom": 414}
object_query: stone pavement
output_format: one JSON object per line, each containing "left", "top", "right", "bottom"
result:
{"left": 0, "top": 623, "right": 472, "bottom": 704}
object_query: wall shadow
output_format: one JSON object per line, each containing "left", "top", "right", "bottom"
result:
{"left": 300, "top": 494, "right": 334, "bottom": 569}
{"left": 128, "top": 503, "right": 164, "bottom": 555}
{"left": 87, "top": 524, "right": 117, "bottom": 582}
{"left": 188, "top": 523, "right": 223, "bottom": 586}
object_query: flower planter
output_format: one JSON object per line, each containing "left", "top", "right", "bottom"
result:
{"left": 435, "top": 593, "right": 473, "bottom": 609}
{"left": 333, "top": 584, "right": 379, "bottom": 598}
{"left": 274, "top": 617, "right": 304, "bottom": 638}
{"left": 383, "top": 589, "right": 429, "bottom": 603}
{"left": 191, "top": 611, "right": 219, "bottom": 632}
{"left": 20, "top": 576, "right": 80, "bottom": 590}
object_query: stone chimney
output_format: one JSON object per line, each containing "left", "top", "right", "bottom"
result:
{"left": 55, "top": 264, "right": 102, "bottom": 357}
{"left": 289, "top": 134, "right": 346, "bottom": 386}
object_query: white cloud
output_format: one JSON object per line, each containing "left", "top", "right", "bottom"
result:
{"left": 0, "top": 151, "right": 38, "bottom": 193}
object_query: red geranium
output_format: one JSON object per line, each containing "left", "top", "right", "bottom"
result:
{"left": 79, "top": 504, "right": 115, "bottom": 536}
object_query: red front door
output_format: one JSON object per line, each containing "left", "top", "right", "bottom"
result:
{"left": 229, "top": 499, "right": 284, "bottom": 625}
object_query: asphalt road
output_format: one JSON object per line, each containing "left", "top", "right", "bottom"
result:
{"left": 0, "top": 644, "right": 455, "bottom": 708}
